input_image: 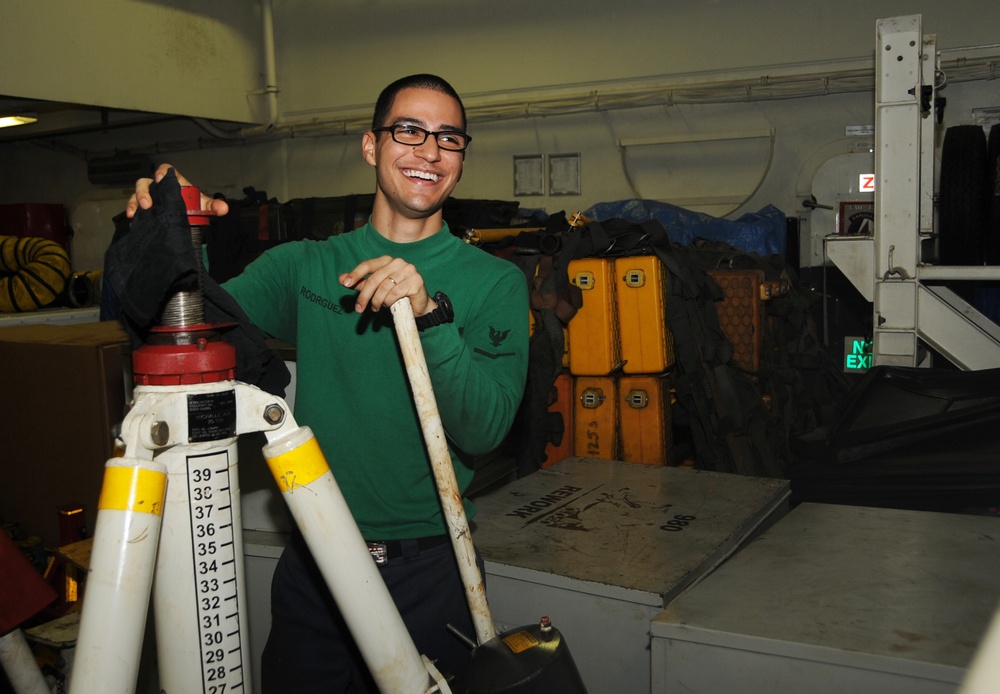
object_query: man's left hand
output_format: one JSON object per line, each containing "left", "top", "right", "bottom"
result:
{"left": 339, "top": 256, "right": 436, "bottom": 316}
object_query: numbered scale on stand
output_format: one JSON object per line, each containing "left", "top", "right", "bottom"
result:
{"left": 151, "top": 384, "right": 251, "bottom": 694}
{"left": 188, "top": 450, "right": 244, "bottom": 692}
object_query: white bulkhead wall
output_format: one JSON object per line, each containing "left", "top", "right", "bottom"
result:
{"left": 0, "top": 0, "right": 997, "bottom": 265}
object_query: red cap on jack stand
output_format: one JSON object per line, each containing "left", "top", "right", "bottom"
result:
{"left": 133, "top": 339, "right": 237, "bottom": 386}
{"left": 181, "top": 185, "right": 214, "bottom": 227}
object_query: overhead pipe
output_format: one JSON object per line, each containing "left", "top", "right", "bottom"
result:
{"left": 194, "top": 0, "right": 279, "bottom": 140}
{"left": 80, "top": 48, "right": 1000, "bottom": 159}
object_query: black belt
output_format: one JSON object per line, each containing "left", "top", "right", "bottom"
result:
{"left": 366, "top": 535, "right": 450, "bottom": 566}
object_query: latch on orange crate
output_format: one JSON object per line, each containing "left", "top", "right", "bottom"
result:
{"left": 758, "top": 279, "right": 790, "bottom": 300}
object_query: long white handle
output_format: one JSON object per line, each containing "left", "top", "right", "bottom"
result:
{"left": 390, "top": 297, "right": 496, "bottom": 645}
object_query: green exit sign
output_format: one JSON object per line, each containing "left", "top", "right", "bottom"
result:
{"left": 844, "top": 337, "right": 873, "bottom": 372}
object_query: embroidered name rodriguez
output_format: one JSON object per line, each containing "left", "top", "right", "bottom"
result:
{"left": 301, "top": 286, "right": 344, "bottom": 314}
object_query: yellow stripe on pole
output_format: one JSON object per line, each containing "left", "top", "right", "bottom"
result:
{"left": 266, "top": 435, "right": 330, "bottom": 492}
{"left": 98, "top": 466, "right": 167, "bottom": 515}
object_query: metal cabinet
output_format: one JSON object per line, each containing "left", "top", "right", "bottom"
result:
{"left": 471, "top": 457, "right": 790, "bottom": 694}
{"left": 650, "top": 503, "right": 1000, "bottom": 694}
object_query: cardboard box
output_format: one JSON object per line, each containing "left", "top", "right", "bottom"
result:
{"left": 0, "top": 321, "right": 130, "bottom": 547}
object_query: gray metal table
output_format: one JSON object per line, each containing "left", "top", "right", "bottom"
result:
{"left": 650, "top": 502, "right": 1000, "bottom": 694}
{"left": 471, "top": 456, "right": 790, "bottom": 694}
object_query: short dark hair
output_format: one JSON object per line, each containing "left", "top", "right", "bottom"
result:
{"left": 371, "top": 74, "right": 467, "bottom": 132}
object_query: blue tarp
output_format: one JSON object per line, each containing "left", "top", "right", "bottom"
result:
{"left": 582, "top": 199, "right": 787, "bottom": 258}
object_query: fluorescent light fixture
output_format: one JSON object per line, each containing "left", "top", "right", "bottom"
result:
{"left": 0, "top": 114, "right": 38, "bottom": 129}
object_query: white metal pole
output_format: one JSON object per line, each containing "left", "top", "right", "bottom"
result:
{"left": 390, "top": 298, "right": 497, "bottom": 645}
{"left": 263, "top": 425, "right": 434, "bottom": 694}
{"left": 0, "top": 629, "right": 50, "bottom": 694}
{"left": 69, "top": 457, "right": 167, "bottom": 694}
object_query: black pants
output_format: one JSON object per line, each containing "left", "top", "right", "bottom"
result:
{"left": 260, "top": 530, "right": 481, "bottom": 693}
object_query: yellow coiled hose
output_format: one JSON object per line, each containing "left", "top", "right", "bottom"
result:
{"left": 0, "top": 235, "right": 72, "bottom": 312}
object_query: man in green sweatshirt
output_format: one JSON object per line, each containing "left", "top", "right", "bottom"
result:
{"left": 129, "top": 73, "right": 529, "bottom": 692}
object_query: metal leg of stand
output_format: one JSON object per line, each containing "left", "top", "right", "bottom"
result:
{"left": 70, "top": 455, "right": 167, "bottom": 692}
{"left": 0, "top": 629, "right": 51, "bottom": 694}
{"left": 261, "top": 424, "right": 438, "bottom": 694}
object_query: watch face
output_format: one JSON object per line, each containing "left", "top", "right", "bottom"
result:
{"left": 435, "top": 292, "right": 454, "bottom": 321}
{"left": 839, "top": 201, "right": 874, "bottom": 236}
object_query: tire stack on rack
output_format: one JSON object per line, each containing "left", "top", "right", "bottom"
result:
{"left": 938, "top": 124, "right": 1000, "bottom": 318}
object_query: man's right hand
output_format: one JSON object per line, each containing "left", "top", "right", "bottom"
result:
{"left": 126, "top": 163, "right": 230, "bottom": 219}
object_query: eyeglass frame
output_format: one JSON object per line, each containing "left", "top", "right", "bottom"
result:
{"left": 371, "top": 123, "right": 472, "bottom": 152}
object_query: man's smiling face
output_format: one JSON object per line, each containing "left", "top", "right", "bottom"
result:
{"left": 364, "top": 86, "right": 465, "bottom": 227}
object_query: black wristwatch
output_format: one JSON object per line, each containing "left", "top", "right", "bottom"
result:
{"left": 416, "top": 291, "right": 454, "bottom": 331}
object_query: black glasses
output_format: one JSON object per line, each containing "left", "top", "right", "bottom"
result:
{"left": 372, "top": 124, "right": 472, "bottom": 151}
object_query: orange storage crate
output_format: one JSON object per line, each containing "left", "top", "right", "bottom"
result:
{"left": 615, "top": 256, "right": 676, "bottom": 374}
{"left": 572, "top": 376, "right": 618, "bottom": 460}
{"left": 708, "top": 269, "right": 765, "bottom": 372}
{"left": 619, "top": 375, "right": 672, "bottom": 466}
{"left": 568, "top": 258, "right": 620, "bottom": 376}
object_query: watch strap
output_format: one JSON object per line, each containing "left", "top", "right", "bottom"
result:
{"left": 416, "top": 291, "right": 454, "bottom": 331}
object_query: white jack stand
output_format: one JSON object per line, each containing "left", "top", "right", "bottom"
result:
{"left": 67, "top": 188, "right": 452, "bottom": 694}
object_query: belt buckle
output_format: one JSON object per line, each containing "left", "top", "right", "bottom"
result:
{"left": 367, "top": 542, "right": 388, "bottom": 566}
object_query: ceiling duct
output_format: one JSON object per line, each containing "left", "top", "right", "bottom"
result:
{"left": 87, "top": 153, "right": 154, "bottom": 186}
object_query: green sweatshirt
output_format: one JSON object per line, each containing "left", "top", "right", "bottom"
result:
{"left": 223, "top": 221, "right": 529, "bottom": 540}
